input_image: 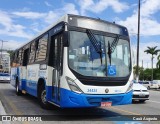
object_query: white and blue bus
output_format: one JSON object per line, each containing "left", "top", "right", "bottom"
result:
{"left": 11, "top": 14, "right": 133, "bottom": 109}
{"left": 0, "top": 52, "right": 10, "bottom": 73}
{"left": 0, "top": 52, "right": 10, "bottom": 82}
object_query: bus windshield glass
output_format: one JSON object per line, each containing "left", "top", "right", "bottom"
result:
{"left": 69, "top": 31, "right": 131, "bottom": 77}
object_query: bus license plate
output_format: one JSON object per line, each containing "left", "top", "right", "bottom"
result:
{"left": 101, "top": 102, "right": 112, "bottom": 107}
{"left": 139, "top": 94, "right": 145, "bottom": 97}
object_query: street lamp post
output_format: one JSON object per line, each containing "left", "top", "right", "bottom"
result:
{"left": 136, "top": 0, "right": 141, "bottom": 82}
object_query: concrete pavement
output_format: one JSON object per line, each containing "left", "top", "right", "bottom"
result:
{"left": 0, "top": 100, "right": 6, "bottom": 115}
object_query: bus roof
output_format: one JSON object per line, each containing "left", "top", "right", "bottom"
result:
{"left": 16, "top": 14, "right": 128, "bottom": 51}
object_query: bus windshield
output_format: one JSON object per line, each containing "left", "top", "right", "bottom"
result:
{"left": 69, "top": 31, "right": 131, "bottom": 77}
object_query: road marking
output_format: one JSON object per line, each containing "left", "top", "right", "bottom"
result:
{"left": 109, "top": 107, "right": 142, "bottom": 115}
{"left": 148, "top": 100, "right": 160, "bottom": 104}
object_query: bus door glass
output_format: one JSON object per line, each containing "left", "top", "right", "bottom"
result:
{"left": 51, "top": 34, "right": 63, "bottom": 103}
{"left": 22, "top": 48, "right": 29, "bottom": 85}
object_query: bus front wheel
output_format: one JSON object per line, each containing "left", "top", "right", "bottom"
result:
{"left": 38, "top": 85, "right": 50, "bottom": 109}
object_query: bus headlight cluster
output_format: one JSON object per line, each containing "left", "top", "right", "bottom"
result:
{"left": 126, "top": 81, "right": 133, "bottom": 93}
{"left": 66, "top": 76, "right": 83, "bottom": 94}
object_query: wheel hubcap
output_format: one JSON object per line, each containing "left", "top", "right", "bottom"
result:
{"left": 41, "top": 90, "right": 47, "bottom": 104}
{"left": 16, "top": 84, "right": 18, "bottom": 92}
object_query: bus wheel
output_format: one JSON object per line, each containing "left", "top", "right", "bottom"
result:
{"left": 16, "top": 80, "right": 22, "bottom": 95}
{"left": 147, "top": 86, "right": 150, "bottom": 90}
{"left": 38, "top": 85, "right": 50, "bottom": 109}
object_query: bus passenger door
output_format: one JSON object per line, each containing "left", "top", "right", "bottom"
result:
{"left": 21, "top": 48, "right": 29, "bottom": 90}
{"left": 51, "top": 34, "right": 63, "bottom": 104}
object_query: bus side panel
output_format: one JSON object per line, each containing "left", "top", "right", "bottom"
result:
{"left": 25, "top": 64, "right": 39, "bottom": 97}
{"left": 45, "top": 66, "right": 53, "bottom": 101}
{"left": 19, "top": 66, "right": 27, "bottom": 91}
{"left": 10, "top": 67, "right": 17, "bottom": 87}
{"left": 25, "top": 64, "right": 48, "bottom": 97}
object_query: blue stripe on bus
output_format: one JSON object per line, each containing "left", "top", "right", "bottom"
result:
{"left": 18, "top": 79, "right": 132, "bottom": 108}
{"left": 19, "top": 79, "right": 37, "bottom": 97}
{"left": 21, "top": 79, "right": 26, "bottom": 90}
{"left": 46, "top": 86, "right": 52, "bottom": 101}
{"left": 26, "top": 80, "right": 37, "bottom": 97}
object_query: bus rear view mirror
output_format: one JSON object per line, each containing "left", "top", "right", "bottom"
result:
{"left": 63, "top": 31, "right": 69, "bottom": 47}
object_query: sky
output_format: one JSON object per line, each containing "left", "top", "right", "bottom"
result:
{"left": 0, "top": 0, "right": 160, "bottom": 68}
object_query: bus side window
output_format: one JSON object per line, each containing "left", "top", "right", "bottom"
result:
{"left": 28, "top": 42, "right": 36, "bottom": 64}
{"left": 0, "top": 65, "right": 2, "bottom": 69}
{"left": 35, "top": 34, "right": 48, "bottom": 62}
{"left": 18, "top": 49, "right": 23, "bottom": 65}
{"left": 22, "top": 48, "right": 30, "bottom": 66}
{"left": 13, "top": 51, "right": 20, "bottom": 66}
{"left": 16, "top": 51, "right": 19, "bottom": 64}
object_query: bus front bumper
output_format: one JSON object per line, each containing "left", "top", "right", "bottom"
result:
{"left": 60, "top": 88, "right": 132, "bottom": 108}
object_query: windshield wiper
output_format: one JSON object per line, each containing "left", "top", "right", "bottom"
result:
{"left": 108, "top": 41, "right": 112, "bottom": 65}
{"left": 86, "top": 29, "right": 103, "bottom": 64}
{"left": 108, "top": 35, "right": 119, "bottom": 65}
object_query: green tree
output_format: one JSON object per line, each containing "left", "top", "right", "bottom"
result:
{"left": 153, "top": 68, "right": 160, "bottom": 80}
{"left": 144, "top": 46, "right": 160, "bottom": 81}
{"left": 143, "top": 69, "right": 152, "bottom": 81}
{"left": 133, "top": 65, "right": 143, "bottom": 80}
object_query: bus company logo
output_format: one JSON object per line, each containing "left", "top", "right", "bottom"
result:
{"left": 2, "top": 116, "right": 11, "bottom": 121}
{"left": 105, "top": 88, "right": 109, "bottom": 93}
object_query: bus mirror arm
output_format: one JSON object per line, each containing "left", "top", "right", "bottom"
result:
{"left": 63, "top": 31, "right": 69, "bottom": 47}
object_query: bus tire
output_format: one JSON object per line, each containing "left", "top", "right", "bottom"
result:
{"left": 16, "top": 80, "right": 22, "bottom": 96}
{"left": 147, "top": 86, "right": 150, "bottom": 90}
{"left": 38, "top": 85, "right": 50, "bottom": 109}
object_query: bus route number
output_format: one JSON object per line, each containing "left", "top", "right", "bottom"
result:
{"left": 87, "top": 89, "right": 97, "bottom": 92}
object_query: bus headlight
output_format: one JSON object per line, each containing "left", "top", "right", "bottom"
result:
{"left": 126, "top": 81, "right": 133, "bottom": 93}
{"left": 66, "top": 76, "right": 83, "bottom": 94}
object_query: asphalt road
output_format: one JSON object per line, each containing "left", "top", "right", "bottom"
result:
{"left": 0, "top": 83, "right": 160, "bottom": 124}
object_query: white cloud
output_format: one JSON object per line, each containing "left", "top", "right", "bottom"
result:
{"left": 12, "top": 11, "right": 46, "bottom": 19}
{"left": 1, "top": 40, "right": 27, "bottom": 50}
{"left": 131, "top": 41, "right": 160, "bottom": 68}
{"left": 141, "top": 0, "right": 160, "bottom": 17}
{"left": 30, "top": 22, "right": 42, "bottom": 33}
{"left": 0, "top": 10, "right": 32, "bottom": 39}
{"left": 44, "top": 11, "right": 59, "bottom": 24}
{"left": 62, "top": 3, "right": 79, "bottom": 15}
{"left": 118, "top": 0, "right": 160, "bottom": 69}
{"left": 0, "top": 10, "right": 13, "bottom": 30}
{"left": 0, "top": 2, "right": 79, "bottom": 40}
{"left": 11, "top": 3, "right": 79, "bottom": 25}
{"left": 77, "top": 0, "right": 129, "bottom": 15}
{"left": 45, "top": 3, "right": 79, "bottom": 24}
{"left": 118, "top": 0, "right": 160, "bottom": 36}
{"left": 44, "top": 1, "right": 53, "bottom": 7}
